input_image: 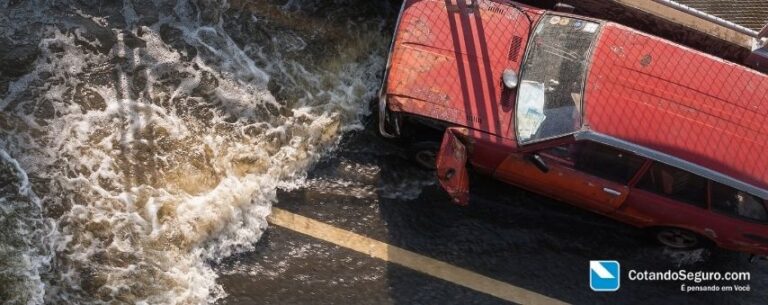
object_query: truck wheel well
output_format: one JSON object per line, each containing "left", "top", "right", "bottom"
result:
{"left": 408, "top": 141, "right": 440, "bottom": 170}
{"left": 399, "top": 115, "right": 449, "bottom": 143}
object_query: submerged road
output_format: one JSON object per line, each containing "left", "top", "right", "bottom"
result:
{"left": 2, "top": 0, "right": 766, "bottom": 304}
{"left": 215, "top": 123, "right": 768, "bottom": 305}
{"left": 266, "top": 207, "right": 567, "bottom": 305}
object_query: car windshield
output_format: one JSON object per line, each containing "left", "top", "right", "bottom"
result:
{"left": 516, "top": 15, "right": 600, "bottom": 144}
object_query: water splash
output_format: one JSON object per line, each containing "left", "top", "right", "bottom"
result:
{"left": 0, "top": 0, "right": 390, "bottom": 303}
{"left": 0, "top": 150, "right": 54, "bottom": 305}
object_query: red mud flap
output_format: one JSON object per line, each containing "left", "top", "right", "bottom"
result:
{"left": 436, "top": 128, "right": 470, "bottom": 205}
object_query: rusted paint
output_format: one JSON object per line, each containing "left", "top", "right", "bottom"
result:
{"left": 384, "top": 0, "right": 539, "bottom": 138}
{"left": 436, "top": 128, "right": 470, "bottom": 205}
{"left": 401, "top": 16, "right": 433, "bottom": 45}
{"left": 639, "top": 53, "right": 652, "bottom": 66}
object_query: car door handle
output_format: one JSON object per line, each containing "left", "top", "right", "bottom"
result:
{"left": 603, "top": 187, "right": 622, "bottom": 196}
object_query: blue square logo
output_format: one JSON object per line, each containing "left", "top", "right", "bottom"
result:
{"left": 590, "top": 260, "right": 620, "bottom": 292}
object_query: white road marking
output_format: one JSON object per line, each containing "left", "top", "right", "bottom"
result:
{"left": 268, "top": 207, "right": 569, "bottom": 305}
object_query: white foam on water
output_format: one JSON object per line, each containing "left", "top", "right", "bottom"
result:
{"left": 663, "top": 248, "right": 709, "bottom": 267}
{"left": 0, "top": 149, "right": 55, "bottom": 305}
{"left": 0, "top": 0, "right": 388, "bottom": 304}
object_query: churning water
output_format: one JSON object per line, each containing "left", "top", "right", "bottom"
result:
{"left": 0, "top": 0, "right": 391, "bottom": 303}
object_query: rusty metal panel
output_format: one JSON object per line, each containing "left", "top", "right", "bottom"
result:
{"left": 384, "top": 0, "right": 544, "bottom": 138}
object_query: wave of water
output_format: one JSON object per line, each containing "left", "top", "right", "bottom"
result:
{"left": 0, "top": 0, "right": 390, "bottom": 303}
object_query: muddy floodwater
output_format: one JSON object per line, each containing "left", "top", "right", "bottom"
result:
{"left": 0, "top": 0, "right": 392, "bottom": 303}
{"left": 2, "top": 1, "right": 768, "bottom": 305}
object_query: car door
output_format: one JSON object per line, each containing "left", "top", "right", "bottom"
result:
{"left": 436, "top": 128, "right": 470, "bottom": 205}
{"left": 493, "top": 140, "right": 646, "bottom": 214}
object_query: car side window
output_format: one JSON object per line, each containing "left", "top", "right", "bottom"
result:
{"left": 541, "top": 141, "right": 645, "bottom": 184}
{"left": 711, "top": 182, "right": 768, "bottom": 222}
{"left": 635, "top": 162, "right": 707, "bottom": 208}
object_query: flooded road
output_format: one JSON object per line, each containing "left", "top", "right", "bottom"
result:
{"left": 216, "top": 123, "right": 768, "bottom": 305}
{"left": 1, "top": 0, "right": 390, "bottom": 303}
{"left": 1, "top": 0, "right": 767, "bottom": 304}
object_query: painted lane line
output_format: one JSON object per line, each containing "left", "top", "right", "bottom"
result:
{"left": 268, "top": 207, "right": 569, "bottom": 305}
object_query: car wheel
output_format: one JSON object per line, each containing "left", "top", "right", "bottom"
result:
{"left": 655, "top": 228, "right": 703, "bottom": 250}
{"left": 409, "top": 141, "right": 440, "bottom": 170}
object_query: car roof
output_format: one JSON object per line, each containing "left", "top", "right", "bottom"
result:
{"left": 583, "top": 22, "right": 768, "bottom": 193}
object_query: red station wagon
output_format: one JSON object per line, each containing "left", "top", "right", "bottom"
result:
{"left": 378, "top": 0, "right": 768, "bottom": 256}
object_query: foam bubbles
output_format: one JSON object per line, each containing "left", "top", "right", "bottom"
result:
{"left": 0, "top": 0, "right": 389, "bottom": 303}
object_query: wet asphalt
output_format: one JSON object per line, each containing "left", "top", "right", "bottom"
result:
{"left": 213, "top": 1, "right": 768, "bottom": 304}
{"left": 215, "top": 119, "right": 768, "bottom": 305}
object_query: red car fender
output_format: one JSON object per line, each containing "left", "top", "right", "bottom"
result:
{"left": 436, "top": 127, "right": 470, "bottom": 205}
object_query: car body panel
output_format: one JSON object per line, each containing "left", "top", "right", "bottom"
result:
{"left": 436, "top": 127, "right": 470, "bottom": 205}
{"left": 384, "top": 0, "right": 542, "bottom": 138}
{"left": 493, "top": 149, "right": 631, "bottom": 214}
{"left": 584, "top": 23, "right": 768, "bottom": 190}
{"left": 385, "top": 0, "right": 768, "bottom": 256}
{"left": 621, "top": 188, "right": 768, "bottom": 255}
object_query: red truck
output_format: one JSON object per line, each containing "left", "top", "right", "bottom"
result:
{"left": 378, "top": 0, "right": 768, "bottom": 256}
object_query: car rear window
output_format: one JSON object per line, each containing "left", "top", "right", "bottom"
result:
{"left": 711, "top": 182, "right": 768, "bottom": 222}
